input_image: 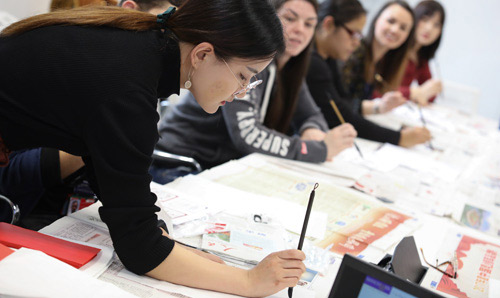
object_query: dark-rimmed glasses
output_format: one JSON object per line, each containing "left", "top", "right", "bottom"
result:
{"left": 222, "top": 58, "right": 263, "bottom": 96}
{"left": 340, "top": 23, "right": 363, "bottom": 41}
{"left": 420, "top": 248, "right": 458, "bottom": 279}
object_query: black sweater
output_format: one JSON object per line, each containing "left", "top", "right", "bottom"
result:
{"left": 306, "top": 50, "right": 400, "bottom": 145}
{"left": 0, "top": 25, "right": 180, "bottom": 274}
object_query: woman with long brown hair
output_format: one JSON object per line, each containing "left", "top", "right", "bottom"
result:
{"left": 343, "top": 0, "right": 415, "bottom": 116}
{"left": 157, "top": 0, "right": 357, "bottom": 170}
{"left": 0, "top": 1, "right": 307, "bottom": 296}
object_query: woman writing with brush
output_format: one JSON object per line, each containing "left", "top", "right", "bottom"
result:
{"left": 0, "top": 1, "right": 306, "bottom": 296}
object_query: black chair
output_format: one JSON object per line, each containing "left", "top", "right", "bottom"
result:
{"left": 151, "top": 95, "right": 203, "bottom": 183}
{"left": 0, "top": 194, "right": 20, "bottom": 224}
{"left": 152, "top": 149, "right": 202, "bottom": 173}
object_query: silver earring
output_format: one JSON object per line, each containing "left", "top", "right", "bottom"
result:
{"left": 184, "top": 68, "right": 193, "bottom": 89}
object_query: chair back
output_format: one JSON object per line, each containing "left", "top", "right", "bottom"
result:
{"left": 0, "top": 194, "right": 20, "bottom": 224}
{"left": 437, "top": 80, "right": 481, "bottom": 114}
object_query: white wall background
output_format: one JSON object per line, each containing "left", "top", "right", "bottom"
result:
{"left": 1, "top": 0, "right": 499, "bottom": 122}
{"left": 0, "top": 0, "right": 51, "bottom": 20}
{"left": 360, "top": 0, "right": 500, "bottom": 121}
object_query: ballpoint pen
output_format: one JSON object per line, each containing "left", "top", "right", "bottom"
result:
{"left": 417, "top": 104, "right": 435, "bottom": 150}
{"left": 433, "top": 59, "right": 445, "bottom": 100}
{"left": 328, "top": 98, "right": 364, "bottom": 158}
{"left": 289, "top": 183, "right": 319, "bottom": 298}
{"left": 375, "top": 74, "right": 434, "bottom": 150}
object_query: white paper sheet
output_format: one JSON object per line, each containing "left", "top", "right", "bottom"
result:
{"left": 489, "top": 279, "right": 500, "bottom": 298}
{"left": 0, "top": 248, "right": 135, "bottom": 298}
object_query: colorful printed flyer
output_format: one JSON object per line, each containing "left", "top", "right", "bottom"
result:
{"left": 422, "top": 232, "right": 500, "bottom": 298}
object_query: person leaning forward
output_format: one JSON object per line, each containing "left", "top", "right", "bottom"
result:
{"left": 0, "top": 2, "right": 306, "bottom": 297}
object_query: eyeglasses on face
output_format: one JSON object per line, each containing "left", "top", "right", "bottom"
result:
{"left": 222, "top": 58, "right": 263, "bottom": 97}
{"left": 340, "top": 23, "right": 363, "bottom": 41}
{"left": 420, "top": 248, "right": 458, "bottom": 279}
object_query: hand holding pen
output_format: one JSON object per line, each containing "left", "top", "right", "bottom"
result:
{"left": 328, "top": 98, "right": 364, "bottom": 158}
{"left": 374, "top": 74, "right": 434, "bottom": 149}
{"left": 323, "top": 123, "right": 358, "bottom": 160}
{"left": 289, "top": 183, "right": 319, "bottom": 298}
{"left": 374, "top": 74, "right": 408, "bottom": 112}
{"left": 417, "top": 104, "right": 435, "bottom": 150}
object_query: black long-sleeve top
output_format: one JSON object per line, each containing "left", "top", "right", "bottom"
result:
{"left": 0, "top": 25, "right": 180, "bottom": 274}
{"left": 306, "top": 50, "right": 400, "bottom": 145}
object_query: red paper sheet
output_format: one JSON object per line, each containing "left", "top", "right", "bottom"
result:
{"left": 0, "top": 242, "right": 14, "bottom": 261}
{"left": 0, "top": 222, "right": 100, "bottom": 268}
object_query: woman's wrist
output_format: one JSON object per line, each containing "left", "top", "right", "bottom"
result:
{"left": 243, "top": 268, "right": 255, "bottom": 297}
{"left": 361, "top": 99, "right": 376, "bottom": 115}
{"left": 372, "top": 98, "right": 381, "bottom": 114}
{"left": 410, "top": 86, "right": 421, "bottom": 102}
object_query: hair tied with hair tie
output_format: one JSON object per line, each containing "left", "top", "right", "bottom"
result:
{"left": 157, "top": 6, "right": 176, "bottom": 27}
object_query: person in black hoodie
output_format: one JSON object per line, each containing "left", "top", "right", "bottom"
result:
{"left": 307, "top": 0, "right": 431, "bottom": 147}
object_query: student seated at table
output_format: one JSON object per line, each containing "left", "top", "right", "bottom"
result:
{"left": 0, "top": 0, "right": 180, "bottom": 229}
{"left": 342, "top": 0, "right": 415, "bottom": 116}
{"left": 157, "top": 0, "right": 357, "bottom": 171}
{"left": 398, "top": 0, "right": 445, "bottom": 105}
{"left": 308, "top": 0, "right": 431, "bottom": 148}
{"left": 0, "top": 2, "right": 306, "bottom": 296}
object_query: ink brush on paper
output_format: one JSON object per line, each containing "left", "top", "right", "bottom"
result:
{"left": 327, "top": 96, "right": 364, "bottom": 158}
{"left": 288, "top": 183, "right": 319, "bottom": 298}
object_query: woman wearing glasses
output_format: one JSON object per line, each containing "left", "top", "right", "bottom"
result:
{"left": 307, "top": 0, "right": 430, "bottom": 147}
{"left": 343, "top": 0, "right": 415, "bottom": 116}
{"left": 157, "top": 0, "right": 357, "bottom": 170}
{"left": 0, "top": 1, "right": 307, "bottom": 296}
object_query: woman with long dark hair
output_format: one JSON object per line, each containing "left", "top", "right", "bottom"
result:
{"left": 307, "top": 0, "right": 430, "bottom": 147}
{"left": 343, "top": 0, "right": 415, "bottom": 116}
{"left": 0, "top": 2, "right": 306, "bottom": 296}
{"left": 157, "top": 0, "right": 357, "bottom": 170}
{"left": 400, "top": 0, "right": 445, "bottom": 105}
